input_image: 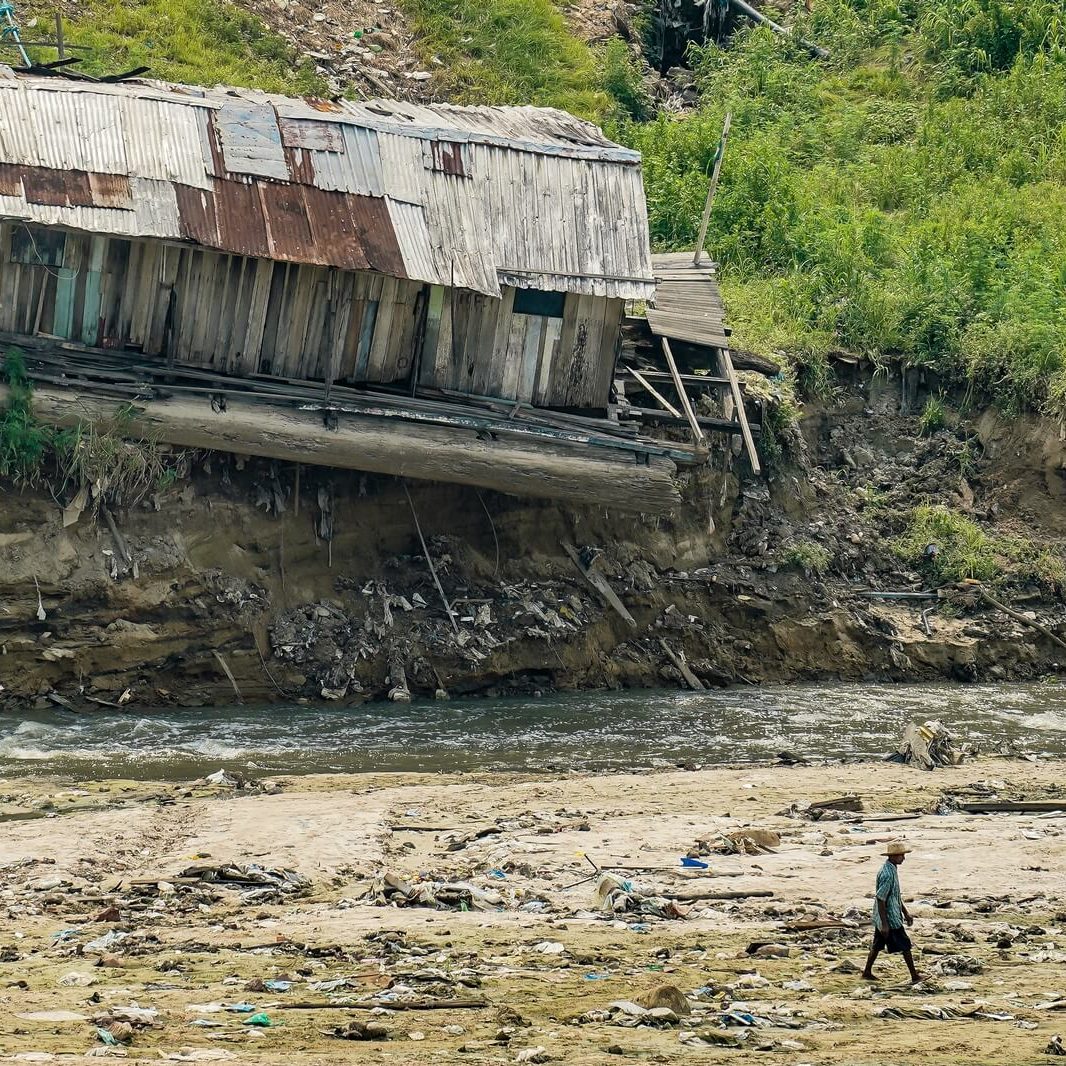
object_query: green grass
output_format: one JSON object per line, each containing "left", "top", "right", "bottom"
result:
{"left": 398, "top": 0, "right": 609, "bottom": 117}
{"left": 780, "top": 539, "right": 832, "bottom": 575}
{"left": 918, "top": 395, "right": 948, "bottom": 436}
{"left": 610, "top": 0, "right": 1066, "bottom": 418}
{"left": 896, "top": 504, "right": 1066, "bottom": 586}
{"left": 20, "top": 0, "right": 326, "bottom": 94}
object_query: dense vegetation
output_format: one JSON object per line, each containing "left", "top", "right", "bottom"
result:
{"left": 615, "top": 1, "right": 1066, "bottom": 415}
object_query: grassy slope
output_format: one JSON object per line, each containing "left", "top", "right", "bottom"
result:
{"left": 615, "top": 1, "right": 1066, "bottom": 417}
{"left": 20, "top": 0, "right": 326, "bottom": 93}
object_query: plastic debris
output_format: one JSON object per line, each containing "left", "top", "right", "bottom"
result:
{"left": 890, "top": 720, "right": 967, "bottom": 770}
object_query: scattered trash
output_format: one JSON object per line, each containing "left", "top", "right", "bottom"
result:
{"left": 594, "top": 874, "right": 686, "bottom": 919}
{"left": 1045, "top": 1035, "right": 1066, "bottom": 1057}
{"left": 331, "top": 1020, "right": 389, "bottom": 1041}
{"left": 890, "top": 720, "right": 967, "bottom": 770}
{"left": 367, "top": 870, "right": 504, "bottom": 910}
{"left": 242, "top": 1012, "right": 273, "bottom": 1027}
{"left": 876, "top": 1005, "right": 1015, "bottom": 1021}
{"left": 179, "top": 863, "right": 311, "bottom": 902}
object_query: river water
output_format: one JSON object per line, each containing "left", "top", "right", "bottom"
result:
{"left": 0, "top": 682, "right": 1064, "bottom": 780}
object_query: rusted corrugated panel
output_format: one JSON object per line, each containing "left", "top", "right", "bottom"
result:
{"left": 175, "top": 183, "right": 219, "bottom": 246}
{"left": 300, "top": 185, "right": 370, "bottom": 272}
{"left": 305, "top": 124, "right": 383, "bottom": 197}
{"left": 88, "top": 173, "right": 133, "bottom": 209}
{"left": 279, "top": 118, "right": 343, "bottom": 152}
{"left": 214, "top": 103, "right": 288, "bottom": 181}
{"left": 21, "top": 167, "right": 93, "bottom": 208}
{"left": 425, "top": 140, "right": 471, "bottom": 177}
{"left": 259, "top": 182, "right": 313, "bottom": 262}
{"left": 0, "top": 163, "right": 21, "bottom": 196}
{"left": 213, "top": 179, "right": 270, "bottom": 259}
{"left": 284, "top": 146, "right": 316, "bottom": 185}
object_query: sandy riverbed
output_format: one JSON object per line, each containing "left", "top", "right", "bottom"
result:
{"left": 0, "top": 758, "right": 1063, "bottom": 1064}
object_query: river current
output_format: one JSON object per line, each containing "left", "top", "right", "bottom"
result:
{"left": 0, "top": 681, "right": 1064, "bottom": 780}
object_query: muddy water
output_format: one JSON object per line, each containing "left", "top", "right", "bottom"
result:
{"left": 1, "top": 682, "right": 1065, "bottom": 780}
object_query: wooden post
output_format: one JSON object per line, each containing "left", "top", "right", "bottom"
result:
{"left": 719, "top": 347, "right": 761, "bottom": 475}
{"left": 662, "top": 338, "right": 705, "bottom": 444}
{"left": 693, "top": 112, "right": 731, "bottom": 268}
{"left": 54, "top": 11, "right": 65, "bottom": 59}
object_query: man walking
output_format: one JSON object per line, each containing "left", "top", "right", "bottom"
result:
{"left": 862, "top": 840, "right": 924, "bottom": 983}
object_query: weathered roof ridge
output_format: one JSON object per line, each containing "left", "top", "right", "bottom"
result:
{"left": 0, "top": 68, "right": 641, "bottom": 163}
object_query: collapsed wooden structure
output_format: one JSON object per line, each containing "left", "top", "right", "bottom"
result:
{"left": 0, "top": 69, "right": 762, "bottom": 511}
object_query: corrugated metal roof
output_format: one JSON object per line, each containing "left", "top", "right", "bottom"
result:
{"left": 0, "top": 71, "right": 655, "bottom": 298}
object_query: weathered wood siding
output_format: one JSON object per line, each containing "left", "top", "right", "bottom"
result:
{"left": 0, "top": 222, "right": 426, "bottom": 387}
{"left": 0, "top": 222, "right": 620, "bottom": 407}
{"left": 420, "top": 286, "right": 623, "bottom": 408}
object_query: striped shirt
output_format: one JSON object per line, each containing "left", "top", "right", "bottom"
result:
{"left": 872, "top": 860, "right": 904, "bottom": 929}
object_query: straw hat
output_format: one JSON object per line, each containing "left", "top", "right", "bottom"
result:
{"left": 884, "top": 841, "right": 911, "bottom": 857}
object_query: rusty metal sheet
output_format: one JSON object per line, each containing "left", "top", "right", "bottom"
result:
{"left": 213, "top": 179, "right": 269, "bottom": 259}
{"left": 88, "top": 172, "right": 133, "bottom": 209}
{"left": 213, "top": 102, "right": 288, "bottom": 181}
{"left": 279, "top": 118, "right": 344, "bottom": 152}
{"left": 175, "top": 183, "right": 219, "bottom": 247}
{"left": 21, "top": 167, "right": 93, "bottom": 208}
{"left": 425, "top": 140, "right": 471, "bottom": 177}
{"left": 0, "top": 162, "right": 21, "bottom": 196}
{"left": 299, "top": 186, "right": 369, "bottom": 272}
{"left": 284, "top": 146, "right": 316, "bottom": 186}
{"left": 259, "top": 181, "right": 313, "bottom": 261}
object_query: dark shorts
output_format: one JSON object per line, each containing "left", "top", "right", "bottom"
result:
{"left": 872, "top": 925, "right": 911, "bottom": 954}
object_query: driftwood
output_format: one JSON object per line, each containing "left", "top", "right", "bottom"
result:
{"left": 957, "top": 801, "right": 1066, "bottom": 814}
{"left": 659, "top": 638, "right": 704, "bottom": 690}
{"left": 730, "top": 349, "right": 780, "bottom": 376}
{"left": 979, "top": 590, "right": 1066, "bottom": 653}
{"left": 664, "top": 888, "right": 774, "bottom": 902}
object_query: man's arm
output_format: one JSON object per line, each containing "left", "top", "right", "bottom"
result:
{"left": 877, "top": 898, "right": 889, "bottom": 931}
{"left": 902, "top": 902, "right": 913, "bottom": 927}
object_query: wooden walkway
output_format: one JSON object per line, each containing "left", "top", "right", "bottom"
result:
{"left": 630, "top": 252, "right": 761, "bottom": 475}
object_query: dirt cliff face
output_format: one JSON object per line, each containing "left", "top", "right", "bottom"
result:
{"left": 1, "top": 370, "right": 1063, "bottom": 711}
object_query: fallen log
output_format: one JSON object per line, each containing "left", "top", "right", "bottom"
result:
{"left": 978, "top": 590, "right": 1066, "bottom": 653}
{"left": 1, "top": 383, "right": 681, "bottom": 514}
{"left": 957, "top": 801, "right": 1066, "bottom": 814}
{"left": 664, "top": 888, "right": 774, "bottom": 902}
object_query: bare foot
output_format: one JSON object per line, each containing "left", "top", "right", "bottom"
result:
{"left": 860, "top": 972, "right": 876, "bottom": 981}
{"left": 910, "top": 973, "right": 929, "bottom": 984}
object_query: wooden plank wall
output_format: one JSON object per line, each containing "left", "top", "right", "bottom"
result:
{"left": 421, "top": 286, "right": 623, "bottom": 408}
{"left": 0, "top": 222, "right": 425, "bottom": 388}
{"left": 0, "top": 222, "right": 623, "bottom": 409}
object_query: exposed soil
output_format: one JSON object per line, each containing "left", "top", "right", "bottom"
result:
{"left": 1, "top": 368, "right": 1064, "bottom": 711}
{"left": 0, "top": 757, "right": 1062, "bottom": 1063}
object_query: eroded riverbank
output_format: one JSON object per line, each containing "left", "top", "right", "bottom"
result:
{"left": 0, "top": 758, "right": 1063, "bottom": 1064}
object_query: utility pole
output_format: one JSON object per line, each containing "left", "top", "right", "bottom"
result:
{"left": 693, "top": 111, "right": 731, "bottom": 267}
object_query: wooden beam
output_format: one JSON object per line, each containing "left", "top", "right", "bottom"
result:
{"left": 625, "top": 365, "right": 682, "bottom": 419}
{"left": 720, "top": 348, "right": 761, "bottom": 475}
{"left": 0, "top": 382, "right": 682, "bottom": 514}
{"left": 662, "top": 338, "right": 705, "bottom": 445}
{"left": 562, "top": 542, "right": 637, "bottom": 628}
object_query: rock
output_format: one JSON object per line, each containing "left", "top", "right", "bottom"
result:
{"left": 646, "top": 1007, "right": 679, "bottom": 1024}
{"left": 637, "top": 984, "right": 691, "bottom": 1016}
{"left": 753, "top": 943, "right": 791, "bottom": 958}
{"left": 515, "top": 1049, "right": 550, "bottom": 1064}
{"left": 607, "top": 1001, "right": 647, "bottom": 1017}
